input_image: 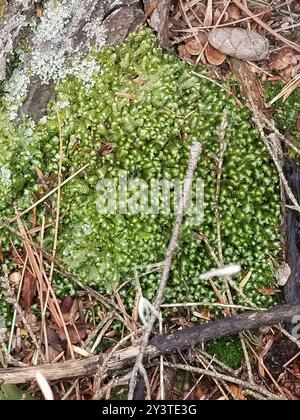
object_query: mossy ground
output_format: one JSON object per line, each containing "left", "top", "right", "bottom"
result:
{"left": 264, "top": 81, "right": 300, "bottom": 137}
{"left": 0, "top": 28, "right": 282, "bottom": 321}
{"left": 206, "top": 337, "right": 244, "bottom": 369}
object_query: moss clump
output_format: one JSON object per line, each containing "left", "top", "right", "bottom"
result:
{"left": 0, "top": 384, "right": 35, "bottom": 401}
{"left": 206, "top": 337, "right": 244, "bottom": 369}
{"left": 0, "top": 28, "right": 281, "bottom": 316}
{"left": 264, "top": 81, "right": 300, "bottom": 136}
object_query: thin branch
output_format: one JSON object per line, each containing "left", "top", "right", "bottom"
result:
{"left": 93, "top": 331, "right": 136, "bottom": 400}
{"left": 262, "top": 116, "right": 300, "bottom": 157}
{"left": 215, "top": 109, "right": 233, "bottom": 307}
{"left": 7, "top": 256, "right": 28, "bottom": 354}
{"left": 0, "top": 164, "right": 90, "bottom": 230}
{"left": 161, "top": 301, "right": 261, "bottom": 311}
{"left": 164, "top": 362, "right": 284, "bottom": 400}
{"left": 215, "top": 109, "right": 228, "bottom": 266}
{"left": 46, "top": 111, "right": 64, "bottom": 284}
{"left": 246, "top": 340, "right": 286, "bottom": 398}
{"left": 196, "top": 353, "right": 234, "bottom": 400}
{"left": 159, "top": 312, "right": 165, "bottom": 400}
{"left": 250, "top": 104, "right": 300, "bottom": 214}
{"left": 127, "top": 141, "right": 202, "bottom": 399}
{"left": 240, "top": 334, "right": 254, "bottom": 384}
{"left": 1, "top": 304, "right": 300, "bottom": 385}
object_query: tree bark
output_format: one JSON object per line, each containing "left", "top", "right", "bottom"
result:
{"left": 284, "top": 159, "right": 300, "bottom": 306}
{"left": 0, "top": 0, "right": 145, "bottom": 121}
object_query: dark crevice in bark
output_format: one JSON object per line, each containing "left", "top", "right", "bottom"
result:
{"left": 284, "top": 159, "right": 300, "bottom": 307}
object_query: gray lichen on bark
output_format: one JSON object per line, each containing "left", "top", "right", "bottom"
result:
{"left": 1, "top": 0, "right": 144, "bottom": 121}
{"left": 0, "top": 0, "right": 34, "bottom": 81}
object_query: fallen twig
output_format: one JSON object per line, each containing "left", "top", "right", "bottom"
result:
{"left": 1, "top": 303, "right": 300, "bottom": 385}
{"left": 164, "top": 362, "right": 284, "bottom": 400}
{"left": 127, "top": 141, "right": 202, "bottom": 399}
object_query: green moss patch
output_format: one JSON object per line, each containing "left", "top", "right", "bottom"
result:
{"left": 0, "top": 28, "right": 281, "bottom": 316}
{"left": 264, "top": 81, "right": 300, "bottom": 136}
{"left": 206, "top": 337, "right": 244, "bottom": 369}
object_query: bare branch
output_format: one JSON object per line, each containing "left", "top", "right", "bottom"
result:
{"left": 127, "top": 141, "right": 202, "bottom": 399}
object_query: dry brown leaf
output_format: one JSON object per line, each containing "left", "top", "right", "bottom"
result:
{"left": 292, "top": 2, "right": 300, "bottom": 13}
{"left": 205, "top": 43, "right": 226, "bottom": 65}
{"left": 47, "top": 297, "right": 63, "bottom": 328}
{"left": 46, "top": 326, "right": 65, "bottom": 352}
{"left": 148, "top": 0, "right": 172, "bottom": 48}
{"left": 295, "top": 383, "right": 300, "bottom": 397}
{"left": 257, "top": 336, "right": 274, "bottom": 378}
{"left": 61, "top": 297, "right": 73, "bottom": 317}
{"left": 192, "top": 3, "right": 207, "bottom": 21}
{"left": 185, "top": 39, "right": 204, "bottom": 56}
{"left": 58, "top": 324, "right": 87, "bottom": 344}
{"left": 260, "top": 336, "right": 274, "bottom": 360}
{"left": 193, "top": 310, "right": 212, "bottom": 321}
{"left": 297, "top": 116, "right": 300, "bottom": 131}
{"left": 78, "top": 299, "right": 85, "bottom": 323}
{"left": 22, "top": 350, "right": 34, "bottom": 365}
{"left": 292, "top": 364, "right": 300, "bottom": 377}
{"left": 22, "top": 273, "right": 37, "bottom": 313}
{"left": 178, "top": 44, "right": 191, "bottom": 60}
{"left": 229, "top": 385, "right": 246, "bottom": 400}
{"left": 227, "top": 5, "right": 240, "bottom": 21}
{"left": 208, "top": 28, "right": 269, "bottom": 61}
{"left": 270, "top": 48, "right": 296, "bottom": 71}
{"left": 250, "top": 6, "right": 272, "bottom": 22}
{"left": 105, "top": 330, "right": 118, "bottom": 338}
{"left": 68, "top": 300, "right": 79, "bottom": 324}
{"left": 61, "top": 296, "right": 79, "bottom": 324}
